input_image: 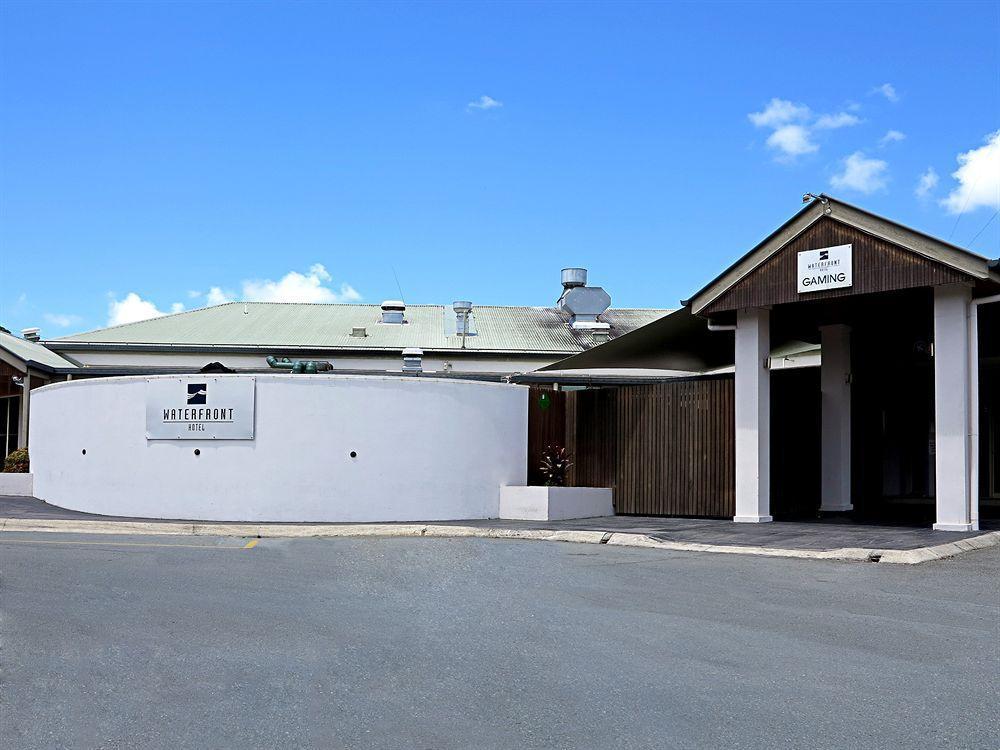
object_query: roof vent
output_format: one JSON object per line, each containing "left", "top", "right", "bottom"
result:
{"left": 380, "top": 300, "right": 406, "bottom": 324}
{"left": 21, "top": 327, "right": 40, "bottom": 342}
{"left": 402, "top": 347, "right": 423, "bottom": 372}
{"left": 453, "top": 300, "right": 474, "bottom": 336}
{"left": 351, "top": 326, "right": 367, "bottom": 338}
{"left": 557, "top": 268, "right": 611, "bottom": 329}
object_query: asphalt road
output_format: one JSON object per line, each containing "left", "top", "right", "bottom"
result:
{"left": 1, "top": 533, "right": 997, "bottom": 750}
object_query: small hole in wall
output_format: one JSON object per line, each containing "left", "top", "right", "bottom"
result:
{"left": 81, "top": 449, "right": 86, "bottom": 455}
{"left": 349, "top": 451, "right": 357, "bottom": 459}
{"left": 194, "top": 449, "right": 201, "bottom": 456}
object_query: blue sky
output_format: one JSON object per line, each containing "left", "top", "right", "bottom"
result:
{"left": 1, "top": 1, "right": 998, "bottom": 335}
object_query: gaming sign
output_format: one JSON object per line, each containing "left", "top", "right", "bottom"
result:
{"left": 797, "top": 244, "right": 853, "bottom": 294}
{"left": 145, "top": 377, "right": 255, "bottom": 440}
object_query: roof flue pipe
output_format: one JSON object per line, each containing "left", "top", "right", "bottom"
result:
{"left": 453, "top": 300, "right": 473, "bottom": 337}
{"left": 561, "top": 268, "right": 587, "bottom": 289}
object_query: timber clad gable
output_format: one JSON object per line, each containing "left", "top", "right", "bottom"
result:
{"left": 702, "top": 217, "right": 968, "bottom": 315}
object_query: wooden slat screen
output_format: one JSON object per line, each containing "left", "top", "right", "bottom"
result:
{"left": 534, "top": 377, "right": 735, "bottom": 517}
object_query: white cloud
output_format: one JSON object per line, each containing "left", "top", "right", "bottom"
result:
{"left": 814, "top": 112, "right": 861, "bottom": 130}
{"left": 748, "top": 98, "right": 810, "bottom": 128}
{"left": 187, "top": 290, "right": 203, "bottom": 299}
{"left": 940, "top": 131, "right": 1000, "bottom": 214}
{"left": 205, "top": 287, "right": 235, "bottom": 306}
{"left": 767, "top": 125, "right": 818, "bottom": 158}
{"left": 467, "top": 95, "right": 503, "bottom": 111}
{"left": 830, "top": 151, "right": 889, "bottom": 194}
{"left": 915, "top": 168, "right": 939, "bottom": 199}
{"left": 43, "top": 313, "right": 81, "bottom": 328}
{"left": 872, "top": 83, "right": 899, "bottom": 102}
{"left": 749, "top": 98, "right": 860, "bottom": 159}
{"left": 107, "top": 293, "right": 184, "bottom": 326}
{"left": 879, "top": 129, "right": 906, "bottom": 146}
{"left": 241, "top": 264, "right": 361, "bottom": 304}
{"left": 172, "top": 265, "right": 359, "bottom": 311}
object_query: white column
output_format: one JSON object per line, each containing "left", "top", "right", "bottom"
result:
{"left": 734, "top": 308, "right": 771, "bottom": 522}
{"left": 17, "top": 371, "right": 30, "bottom": 450}
{"left": 933, "top": 284, "right": 974, "bottom": 531}
{"left": 820, "top": 324, "right": 852, "bottom": 512}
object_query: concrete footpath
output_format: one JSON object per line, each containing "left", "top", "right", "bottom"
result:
{"left": 3, "top": 495, "right": 999, "bottom": 564}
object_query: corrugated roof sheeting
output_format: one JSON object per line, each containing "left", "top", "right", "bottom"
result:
{"left": 0, "top": 330, "right": 78, "bottom": 368}
{"left": 53, "top": 302, "right": 671, "bottom": 353}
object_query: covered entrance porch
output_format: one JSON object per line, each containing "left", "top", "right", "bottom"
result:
{"left": 0, "top": 329, "right": 78, "bottom": 459}
{"left": 524, "top": 195, "right": 1000, "bottom": 532}
{"left": 690, "top": 196, "right": 1000, "bottom": 532}
{"left": 758, "top": 288, "right": 1000, "bottom": 528}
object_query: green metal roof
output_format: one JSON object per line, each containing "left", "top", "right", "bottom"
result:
{"left": 51, "top": 302, "right": 670, "bottom": 354}
{"left": 0, "top": 329, "right": 78, "bottom": 369}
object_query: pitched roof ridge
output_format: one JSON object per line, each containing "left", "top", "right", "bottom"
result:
{"left": 52, "top": 301, "right": 236, "bottom": 340}
{"left": 819, "top": 193, "right": 991, "bottom": 260}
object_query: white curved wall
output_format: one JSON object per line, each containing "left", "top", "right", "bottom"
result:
{"left": 30, "top": 375, "right": 527, "bottom": 522}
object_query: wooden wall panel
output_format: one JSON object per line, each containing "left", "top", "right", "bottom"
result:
{"left": 567, "top": 388, "right": 618, "bottom": 490}
{"left": 562, "top": 377, "right": 735, "bottom": 517}
{"left": 703, "top": 218, "right": 966, "bottom": 315}
{"left": 526, "top": 386, "right": 567, "bottom": 486}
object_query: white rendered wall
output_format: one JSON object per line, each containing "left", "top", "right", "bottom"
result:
{"left": 932, "top": 285, "right": 974, "bottom": 531}
{"left": 30, "top": 374, "right": 528, "bottom": 522}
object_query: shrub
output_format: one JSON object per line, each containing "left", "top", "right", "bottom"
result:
{"left": 539, "top": 445, "right": 572, "bottom": 487}
{"left": 3, "top": 448, "right": 29, "bottom": 473}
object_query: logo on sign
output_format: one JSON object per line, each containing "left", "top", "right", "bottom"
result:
{"left": 187, "top": 383, "right": 207, "bottom": 404}
{"left": 797, "top": 244, "right": 853, "bottom": 293}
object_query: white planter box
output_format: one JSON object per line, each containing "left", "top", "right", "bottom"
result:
{"left": 499, "top": 486, "right": 613, "bottom": 521}
{"left": 0, "top": 472, "right": 33, "bottom": 497}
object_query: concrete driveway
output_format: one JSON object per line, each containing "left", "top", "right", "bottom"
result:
{"left": 1, "top": 532, "right": 997, "bottom": 749}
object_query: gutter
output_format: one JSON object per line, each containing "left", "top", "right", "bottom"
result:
{"left": 42, "top": 341, "right": 583, "bottom": 357}
{"left": 40, "top": 365, "right": 515, "bottom": 383}
{"left": 510, "top": 371, "right": 731, "bottom": 387}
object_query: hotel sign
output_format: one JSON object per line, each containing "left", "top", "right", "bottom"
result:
{"left": 797, "top": 244, "right": 853, "bottom": 293}
{"left": 146, "top": 377, "right": 255, "bottom": 440}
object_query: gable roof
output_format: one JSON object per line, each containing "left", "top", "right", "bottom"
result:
{"left": 0, "top": 329, "right": 78, "bottom": 371}
{"left": 50, "top": 302, "right": 670, "bottom": 355}
{"left": 686, "top": 194, "right": 1000, "bottom": 315}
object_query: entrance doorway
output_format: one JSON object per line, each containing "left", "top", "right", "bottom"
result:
{"left": 768, "top": 288, "right": 939, "bottom": 525}
{"left": 0, "top": 395, "right": 19, "bottom": 459}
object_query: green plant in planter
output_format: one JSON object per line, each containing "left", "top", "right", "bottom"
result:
{"left": 539, "top": 445, "right": 572, "bottom": 487}
{"left": 3, "top": 448, "right": 29, "bottom": 473}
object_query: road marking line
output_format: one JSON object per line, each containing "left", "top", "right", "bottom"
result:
{"left": 243, "top": 539, "right": 259, "bottom": 549}
{"left": 0, "top": 539, "right": 243, "bottom": 550}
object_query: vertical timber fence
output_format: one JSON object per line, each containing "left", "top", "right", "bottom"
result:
{"left": 527, "top": 376, "right": 735, "bottom": 517}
